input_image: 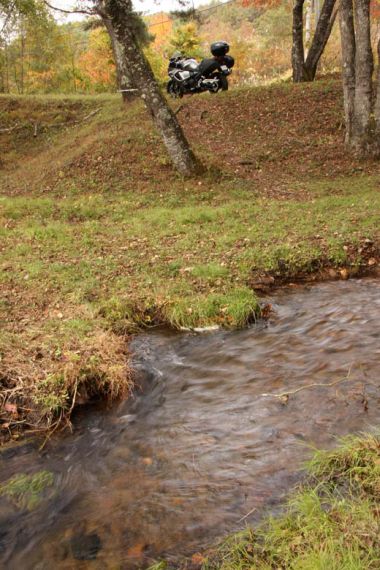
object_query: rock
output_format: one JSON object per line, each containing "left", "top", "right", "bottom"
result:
{"left": 70, "top": 532, "right": 101, "bottom": 561}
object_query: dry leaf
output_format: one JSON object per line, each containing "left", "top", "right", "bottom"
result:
{"left": 4, "top": 402, "right": 17, "bottom": 415}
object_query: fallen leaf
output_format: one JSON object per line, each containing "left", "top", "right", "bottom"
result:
{"left": 127, "top": 543, "right": 145, "bottom": 558}
{"left": 191, "top": 553, "right": 206, "bottom": 565}
{"left": 4, "top": 402, "right": 17, "bottom": 415}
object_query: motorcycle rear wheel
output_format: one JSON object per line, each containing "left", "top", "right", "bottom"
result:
{"left": 219, "top": 76, "right": 229, "bottom": 91}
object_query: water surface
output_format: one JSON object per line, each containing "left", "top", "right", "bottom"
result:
{"left": 1, "top": 279, "right": 379, "bottom": 569}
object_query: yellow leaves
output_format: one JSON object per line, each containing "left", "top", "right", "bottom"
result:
{"left": 77, "top": 29, "right": 115, "bottom": 90}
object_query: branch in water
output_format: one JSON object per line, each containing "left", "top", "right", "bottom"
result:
{"left": 261, "top": 365, "right": 353, "bottom": 402}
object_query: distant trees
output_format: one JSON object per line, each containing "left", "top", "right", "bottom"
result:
{"left": 168, "top": 22, "right": 203, "bottom": 58}
{"left": 292, "top": 0, "right": 337, "bottom": 81}
{"left": 340, "top": 0, "right": 380, "bottom": 155}
{"left": 0, "top": 1, "right": 54, "bottom": 93}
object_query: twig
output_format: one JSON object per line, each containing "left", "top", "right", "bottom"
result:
{"left": 38, "top": 415, "right": 62, "bottom": 451}
{"left": 0, "top": 109, "right": 101, "bottom": 136}
{"left": 175, "top": 104, "right": 187, "bottom": 115}
{"left": 80, "top": 108, "right": 101, "bottom": 122}
{"left": 0, "top": 123, "right": 22, "bottom": 133}
{"left": 262, "top": 365, "right": 353, "bottom": 400}
{"left": 237, "top": 506, "right": 256, "bottom": 523}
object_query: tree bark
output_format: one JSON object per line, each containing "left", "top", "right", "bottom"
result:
{"left": 303, "top": 0, "right": 337, "bottom": 80}
{"left": 103, "top": 17, "right": 135, "bottom": 103}
{"left": 305, "top": 0, "right": 312, "bottom": 58}
{"left": 374, "top": 38, "right": 380, "bottom": 143}
{"left": 339, "top": 0, "right": 356, "bottom": 143}
{"left": 292, "top": 0, "right": 305, "bottom": 82}
{"left": 98, "top": 0, "right": 201, "bottom": 176}
{"left": 351, "top": 0, "right": 373, "bottom": 153}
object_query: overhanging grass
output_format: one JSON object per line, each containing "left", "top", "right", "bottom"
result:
{"left": 189, "top": 434, "right": 380, "bottom": 570}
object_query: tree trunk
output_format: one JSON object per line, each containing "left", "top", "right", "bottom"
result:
{"left": 351, "top": 0, "right": 373, "bottom": 153}
{"left": 98, "top": 0, "right": 201, "bottom": 176}
{"left": 104, "top": 17, "right": 135, "bottom": 103}
{"left": 303, "top": 0, "right": 337, "bottom": 80}
{"left": 305, "top": 0, "right": 312, "bottom": 58}
{"left": 339, "top": 0, "right": 356, "bottom": 143}
{"left": 314, "top": 0, "right": 321, "bottom": 22}
{"left": 374, "top": 39, "right": 380, "bottom": 143}
{"left": 292, "top": 0, "right": 305, "bottom": 82}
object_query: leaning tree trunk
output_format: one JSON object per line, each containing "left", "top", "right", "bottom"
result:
{"left": 339, "top": 0, "right": 356, "bottom": 143}
{"left": 104, "top": 17, "right": 135, "bottom": 103}
{"left": 303, "top": 0, "right": 337, "bottom": 80}
{"left": 374, "top": 39, "right": 380, "bottom": 144}
{"left": 98, "top": 0, "right": 201, "bottom": 176}
{"left": 351, "top": 0, "right": 373, "bottom": 153}
{"left": 292, "top": 0, "right": 305, "bottom": 82}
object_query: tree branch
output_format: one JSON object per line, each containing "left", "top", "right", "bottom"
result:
{"left": 43, "top": 0, "right": 95, "bottom": 16}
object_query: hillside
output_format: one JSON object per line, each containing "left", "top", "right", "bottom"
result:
{"left": 0, "top": 80, "right": 379, "bottom": 440}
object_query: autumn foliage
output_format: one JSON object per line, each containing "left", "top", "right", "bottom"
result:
{"left": 0, "top": 0, "right": 349, "bottom": 94}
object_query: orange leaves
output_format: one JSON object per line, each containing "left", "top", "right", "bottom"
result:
{"left": 147, "top": 12, "right": 174, "bottom": 49}
{"left": 371, "top": 0, "right": 380, "bottom": 19}
{"left": 77, "top": 29, "right": 115, "bottom": 90}
{"left": 241, "top": 0, "right": 282, "bottom": 8}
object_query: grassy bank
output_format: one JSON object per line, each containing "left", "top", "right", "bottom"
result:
{"left": 150, "top": 434, "right": 380, "bottom": 569}
{"left": 0, "top": 80, "right": 379, "bottom": 439}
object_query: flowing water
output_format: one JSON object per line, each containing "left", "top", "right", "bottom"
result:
{"left": 1, "top": 279, "right": 379, "bottom": 569}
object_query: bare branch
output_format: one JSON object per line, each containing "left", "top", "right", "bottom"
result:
{"left": 43, "top": 0, "right": 95, "bottom": 16}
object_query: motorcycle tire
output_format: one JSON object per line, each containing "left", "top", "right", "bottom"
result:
{"left": 167, "top": 79, "right": 183, "bottom": 99}
{"left": 219, "top": 76, "right": 229, "bottom": 91}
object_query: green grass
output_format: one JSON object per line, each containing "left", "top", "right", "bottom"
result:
{"left": 0, "top": 82, "right": 379, "bottom": 435}
{"left": 0, "top": 470, "right": 54, "bottom": 510}
{"left": 151, "top": 434, "right": 380, "bottom": 570}
{"left": 1, "top": 171, "right": 379, "bottom": 429}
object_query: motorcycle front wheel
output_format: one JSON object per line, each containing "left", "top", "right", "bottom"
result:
{"left": 167, "top": 79, "right": 183, "bottom": 98}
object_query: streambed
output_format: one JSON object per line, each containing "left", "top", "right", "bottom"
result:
{"left": 0, "top": 279, "right": 379, "bottom": 569}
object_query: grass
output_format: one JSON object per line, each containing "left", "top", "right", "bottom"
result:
{"left": 151, "top": 434, "right": 380, "bottom": 570}
{"left": 0, "top": 470, "right": 54, "bottom": 510}
{"left": 0, "top": 79, "right": 379, "bottom": 438}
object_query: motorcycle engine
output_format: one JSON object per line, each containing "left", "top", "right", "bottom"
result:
{"left": 200, "top": 78, "right": 219, "bottom": 92}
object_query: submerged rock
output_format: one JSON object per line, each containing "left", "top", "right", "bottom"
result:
{"left": 70, "top": 532, "right": 102, "bottom": 561}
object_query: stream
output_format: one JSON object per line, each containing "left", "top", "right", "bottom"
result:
{"left": 0, "top": 279, "right": 379, "bottom": 569}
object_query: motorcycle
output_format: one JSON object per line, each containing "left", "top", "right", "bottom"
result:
{"left": 166, "top": 41, "right": 234, "bottom": 99}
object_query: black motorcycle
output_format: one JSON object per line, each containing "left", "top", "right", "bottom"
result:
{"left": 166, "top": 41, "right": 234, "bottom": 99}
